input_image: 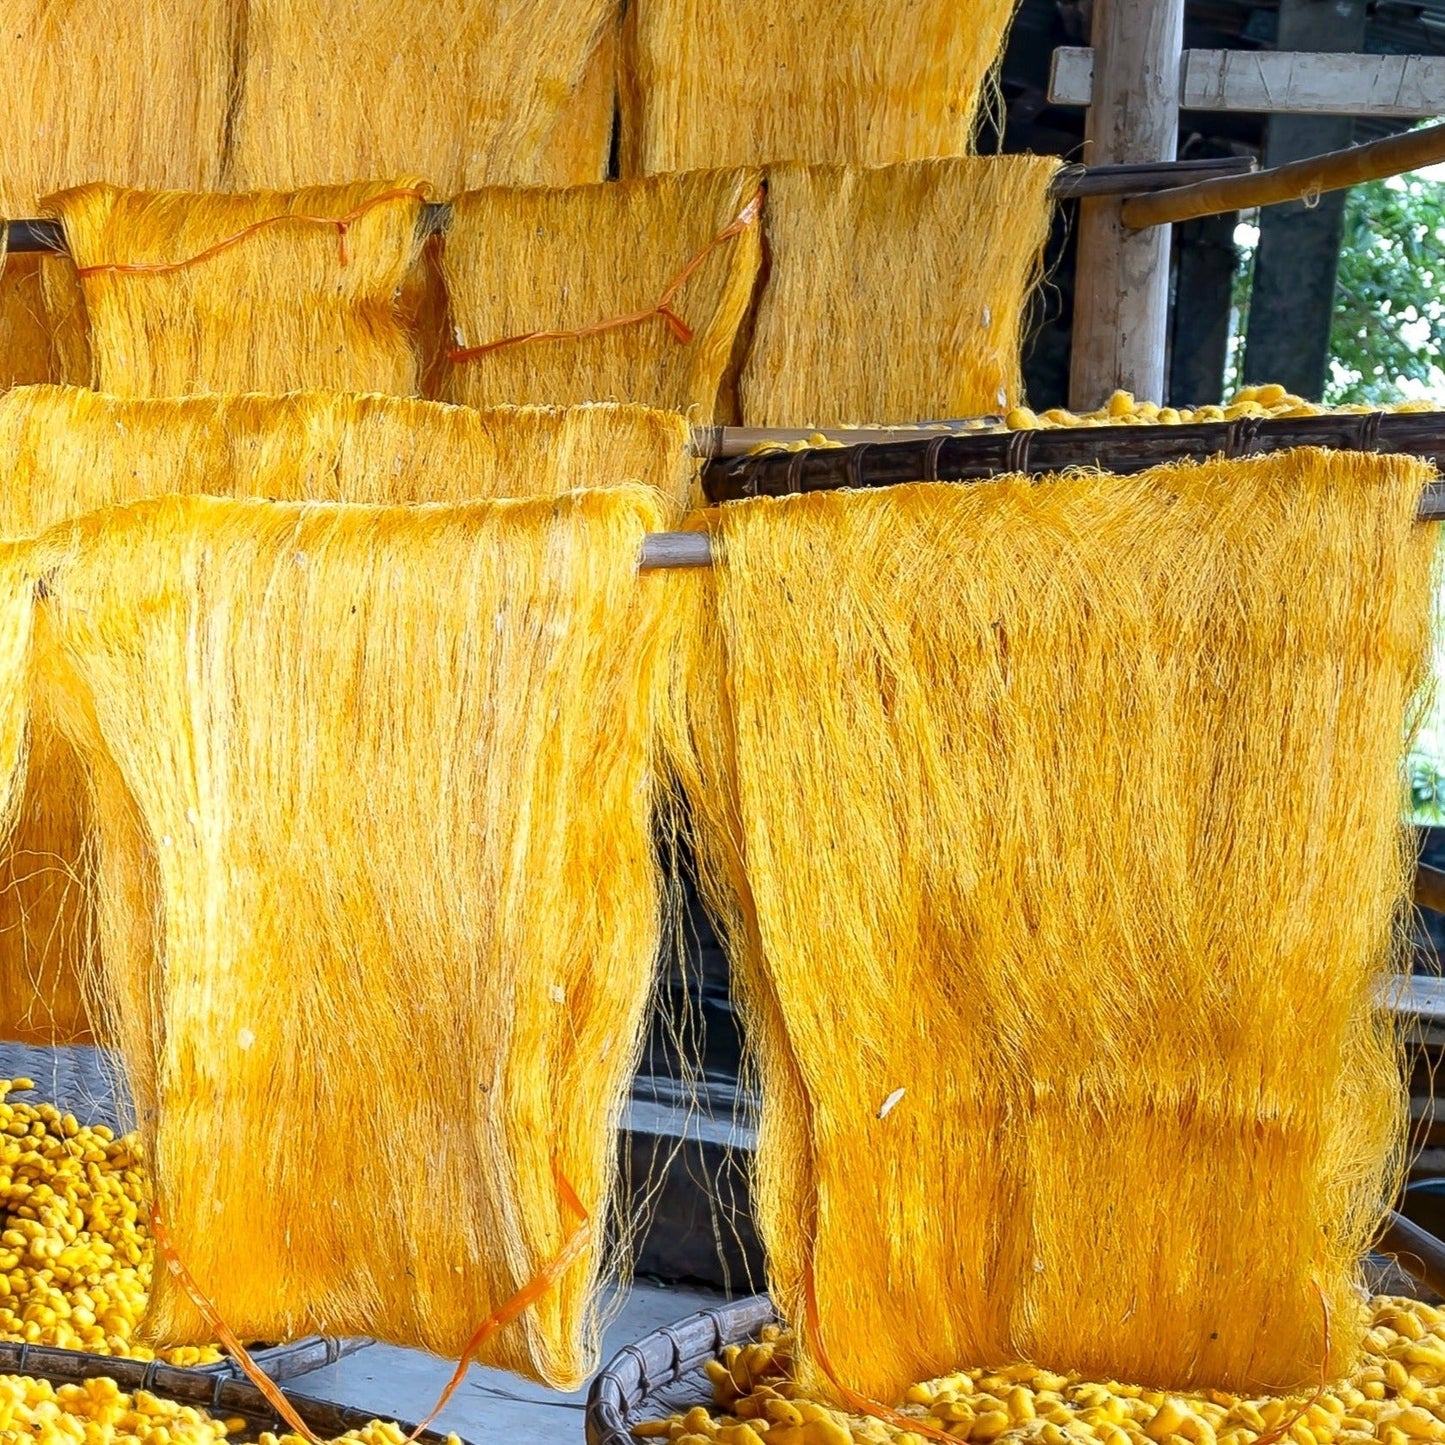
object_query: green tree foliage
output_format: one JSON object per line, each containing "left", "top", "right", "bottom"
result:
{"left": 1328, "top": 173, "right": 1445, "bottom": 404}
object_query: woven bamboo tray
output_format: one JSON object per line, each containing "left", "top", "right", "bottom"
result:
{"left": 0, "top": 1340, "right": 467, "bottom": 1443}
{"left": 196, "top": 1335, "right": 374, "bottom": 1380}
{"left": 586, "top": 1295, "right": 777, "bottom": 1445}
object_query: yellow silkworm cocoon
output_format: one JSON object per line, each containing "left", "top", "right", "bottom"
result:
{"left": 653, "top": 1300, "right": 1445, "bottom": 1445}
{"left": 0, "top": 1079, "right": 221, "bottom": 1363}
{"left": 0, "top": 1372, "right": 461, "bottom": 1444}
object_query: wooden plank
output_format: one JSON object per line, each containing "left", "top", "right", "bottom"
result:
{"left": 1067, "top": 0, "right": 1186, "bottom": 409}
{"left": 1050, "top": 46, "right": 1445, "bottom": 118}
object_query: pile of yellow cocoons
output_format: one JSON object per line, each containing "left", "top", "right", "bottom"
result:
{"left": 1006, "top": 386, "right": 1442, "bottom": 429}
{"left": 639, "top": 1298, "right": 1445, "bottom": 1445}
{"left": 0, "top": 1374, "right": 460, "bottom": 1445}
{"left": 0, "top": 1077, "right": 220, "bottom": 1364}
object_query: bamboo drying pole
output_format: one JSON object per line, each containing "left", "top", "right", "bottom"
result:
{"left": 636, "top": 408, "right": 1445, "bottom": 569}
{"left": 1379, "top": 1213, "right": 1445, "bottom": 1300}
{"left": 0, "top": 159, "right": 1258, "bottom": 258}
{"left": 1121, "top": 118, "right": 1445, "bottom": 229}
{"left": 699, "top": 409, "right": 1445, "bottom": 502}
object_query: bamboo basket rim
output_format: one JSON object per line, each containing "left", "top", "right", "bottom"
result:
{"left": 0, "top": 1339, "right": 469, "bottom": 1443}
{"left": 585, "top": 1295, "right": 777, "bottom": 1445}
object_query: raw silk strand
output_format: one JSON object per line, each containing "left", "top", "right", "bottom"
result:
{"left": 619, "top": 0, "right": 1019, "bottom": 174}
{"left": 738, "top": 156, "right": 1060, "bottom": 426}
{"left": 45, "top": 183, "right": 430, "bottom": 397}
{"left": 449, "top": 185, "right": 764, "bottom": 362}
{"left": 224, "top": 0, "right": 619, "bottom": 192}
{"left": 404, "top": 1166, "right": 593, "bottom": 1441}
{"left": 148, "top": 1206, "right": 324, "bottom": 1445}
{"left": 671, "top": 452, "right": 1436, "bottom": 1402}
{"left": 150, "top": 1168, "right": 594, "bottom": 1445}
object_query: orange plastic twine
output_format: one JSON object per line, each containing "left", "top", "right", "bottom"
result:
{"left": 1252, "top": 1283, "right": 1334, "bottom": 1445}
{"left": 74, "top": 189, "right": 427, "bottom": 279}
{"left": 447, "top": 185, "right": 765, "bottom": 365}
{"left": 404, "top": 1164, "right": 593, "bottom": 1441}
{"left": 152, "top": 1165, "right": 592, "bottom": 1445}
{"left": 802, "top": 1263, "right": 961, "bottom": 1445}
{"left": 148, "top": 1204, "right": 324, "bottom": 1445}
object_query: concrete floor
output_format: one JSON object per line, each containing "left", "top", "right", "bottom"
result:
{"left": 291, "top": 1280, "right": 724, "bottom": 1443}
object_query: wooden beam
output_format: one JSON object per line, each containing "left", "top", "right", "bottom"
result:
{"left": 1121, "top": 115, "right": 1445, "bottom": 229}
{"left": 1068, "top": 0, "right": 1186, "bottom": 409}
{"left": 1051, "top": 46, "right": 1445, "bottom": 118}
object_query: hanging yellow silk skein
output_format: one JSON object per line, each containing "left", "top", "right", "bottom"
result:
{"left": 35, "top": 486, "right": 673, "bottom": 1386}
{"left": 440, "top": 170, "right": 763, "bottom": 424}
{"left": 225, "top": 0, "right": 618, "bottom": 192}
{"left": 42, "top": 183, "right": 430, "bottom": 398}
{"left": 0, "top": 388, "right": 692, "bottom": 1047}
{"left": 738, "top": 157, "right": 1060, "bottom": 426}
{"left": 665, "top": 451, "right": 1436, "bottom": 1402}
{"left": 618, "top": 0, "right": 1019, "bottom": 174}
{"left": 0, "top": 0, "right": 236, "bottom": 388}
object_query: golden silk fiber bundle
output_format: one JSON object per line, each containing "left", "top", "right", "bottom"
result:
{"left": 225, "top": 0, "right": 617, "bottom": 192}
{"left": 44, "top": 183, "right": 430, "bottom": 398}
{"left": 0, "top": 257, "right": 60, "bottom": 390}
{"left": 665, "top": 451, "right": 1436, "bottom": 1402}
{"left": 440, "top": 170, "right": 763, "bottom": 424}
{"left": 0, "top": 387, "right": 691, "bottom": 1049}
{"left": 0, "top": 2, "right": 232, "bottom": 208}
{"left": 36, "top": 487, "right": 673, "bottom": 1385}
{"left": 618, "top": 0, "right": 1018, "bottom": 174}
{"left": 0, "top": 387, "right": 696, "bottom": 531}
{"left": 0, "top": 0, "right": 235, "bottom": 389}
{"left": 536, "top": 18, "right": 621, "bottom": 187}
{"left": 738, "top": 157, "right": 1060, "bottom": 427}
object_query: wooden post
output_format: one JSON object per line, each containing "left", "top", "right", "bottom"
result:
{"left": 1067, "top": 0, "right": 1185, "bottom": 410}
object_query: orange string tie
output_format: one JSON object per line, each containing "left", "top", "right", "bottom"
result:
{"left": 802, "top": 1262, "right": 962, "bottom": 1445}
{"left": 74, "top": 188, "right": 427, "bottom": 279}
{"left": 148, "top": 1203, "right": 324, "bottom": 1445}
{"left": 448, "top": 184, "right": 765, "bottom": 365}
{"left": 404, "top": 1164, "right": 594, "bottom": 1442}
{"left": 1252, "top": 1281, "right": 1334, "bottom": 1445}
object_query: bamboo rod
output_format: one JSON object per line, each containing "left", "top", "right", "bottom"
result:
{"left": 1121, "top": 118, "right": 1445, "bottom": 230}
{"left": 697, "top": 420, "right": 1005, "bottom": 457}
{"left": 635, "top": 410, "right": 1445, "bottom": 569}
{"left": 638, "top": 472, "right": 1445, "bottom": 569}
{"left": 702, "top": 410, "right": 1445, "bottom": 502}
{"left": 0, "top": 159, "right": 1259, "bottom": 259}
{"left": 1378, "top": 1212, "right": 1445, "bottom": 1300}
{"left": 1418, "top": 862, "right": 1445, "bottom": 916}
